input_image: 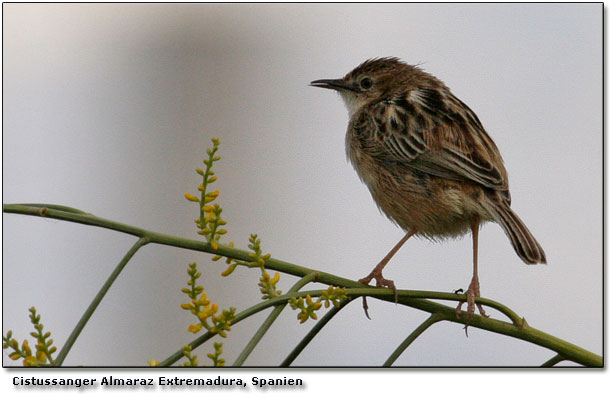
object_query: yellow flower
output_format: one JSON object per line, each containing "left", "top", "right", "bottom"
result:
{"left": 36, "top": 350, "right": 47, "bottom": 363}
{"left": 23, "top": 340, "right": 32, "bottom": 356}
{"left": 184, "top": 193, "right": 200, "bottom": 202}
{"left": 221, "top": 264, "right": 237, "bottom": 276}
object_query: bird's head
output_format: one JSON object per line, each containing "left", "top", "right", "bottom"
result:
{"left": 310, "top": 57, "right": 417, "bottom": 116}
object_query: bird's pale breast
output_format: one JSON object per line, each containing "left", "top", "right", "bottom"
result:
{"left": 346, "top": 129, "right": 487, "bottom": 239}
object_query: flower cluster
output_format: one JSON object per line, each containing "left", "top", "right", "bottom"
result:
{"left": 216, "top": 234, "right": 282, "bottom": 300}
{"left": 180, "top": 263, "right": 236, "bottom": 338}
{"left": 289, "top": 286, "right": 348, "bottom": 324}
{"left": 289, "top": 295, "right": 322, "bottom": 324}
{"left": 207, "top": 342, "right": 225, "bottom": 367}
{"left": 3, "top": 307, "right": 56, "bottom": 366}
{"left": 181, "top": 345, "right": 199, "bottom": 367}
{"left": 185, "top": 138, "right": 227, "bottom": 250}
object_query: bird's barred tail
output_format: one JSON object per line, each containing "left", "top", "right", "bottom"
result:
{"left": 484, "top": 201, "right": 547, "bottom": 264}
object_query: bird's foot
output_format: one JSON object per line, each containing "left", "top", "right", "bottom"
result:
{"left": 359, "top": 270, "right": 398, "bottom": 319}
{"left": 455, "top": 276, "right": 488, "bottom": 335}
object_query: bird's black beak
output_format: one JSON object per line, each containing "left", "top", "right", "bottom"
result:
{"left": 310, "top": 78, "right": 354, "bottom": 92}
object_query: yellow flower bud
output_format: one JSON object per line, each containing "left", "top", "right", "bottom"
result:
{"left": 184, "top": 193, "right": 200, "bottom": 202}
{"left": 36, "top": 350, "right": 47, "bottom": 363}
{"left": 23, "top": 340, "right": 31, "bottom": 356}
{"left": 221, "top": 264, "right": 237, "bottom": 277}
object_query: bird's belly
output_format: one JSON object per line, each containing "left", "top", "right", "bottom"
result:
{"left": 354, "top": 160, "right": 483, "bottom": 238}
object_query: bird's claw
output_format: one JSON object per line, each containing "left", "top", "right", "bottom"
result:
{"left": 359, "top": 271, "right": 398, "bottom": 319}
{"left": 455, "top": 277, "right": 488, "bottom": 335}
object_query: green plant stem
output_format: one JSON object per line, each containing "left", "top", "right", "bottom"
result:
{"left": 232, "top": 272, "right": 319, "bottom": 366}
{"left": 4, "top": 204, "right": 603, "bottom": 367}
{"left": 383, "top": 313, "right": 444, "bottom": 366}
{"left": 54, "top": 237, "right": 149, "bottom": 366}
{"left": 541, "top": 354, "right": 566, "bottom": 367}
{"left": 280, "top": 298, "right": 353, "bottom": 367}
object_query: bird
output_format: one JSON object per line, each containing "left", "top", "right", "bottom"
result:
{"left": 310, "top": 57, "right": 546, "bottom": 322}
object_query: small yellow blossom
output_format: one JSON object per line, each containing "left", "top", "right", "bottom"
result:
{"left": 185, "top": 193, "right": 200, "bottom": 202}
{"left": 221, "top": 264, "right": 237, "bottom": 276}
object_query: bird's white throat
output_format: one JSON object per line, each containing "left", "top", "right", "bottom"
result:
{"left": 338, "top": 91, "right": 366, "bottom": 118}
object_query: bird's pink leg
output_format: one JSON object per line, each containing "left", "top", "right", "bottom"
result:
{"left": 456, "top": 219, "right": 489, "bottom": 330}
{"left": 359, "top": 230, "right": 416, "bottom": 318}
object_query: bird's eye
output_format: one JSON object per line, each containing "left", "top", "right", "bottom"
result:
{"left": 360, "top": 77, "right": 373, "bottom": 90}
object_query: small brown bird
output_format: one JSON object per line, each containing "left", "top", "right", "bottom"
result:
{"left": 311, "top": 57, "right": 546, "bottom": 320}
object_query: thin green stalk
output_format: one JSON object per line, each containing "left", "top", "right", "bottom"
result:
{"left": 12, "top": 203, "right": 90, "bottom": 215}
{"left": 232, "top": 272, "right": 319, "bottom": 366}
{"left": 541, "top": 354, "right": 566, "bottom": 367}
{"left": 280, "top": 298, "right": 353, "bottom": 367}
{"left": 55, "top": 237, "right": 149, "bottom": 366}
{"left": 394, "top": 289, "right": 524, "bottom": 326}
{"left": 383, "top": 313, "right": 444, "bottom": 366}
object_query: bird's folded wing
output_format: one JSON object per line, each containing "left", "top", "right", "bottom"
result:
{"left": 363, "top": 89, "right": 508, "bottom": 191}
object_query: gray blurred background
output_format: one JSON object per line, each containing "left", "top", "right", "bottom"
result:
{"left": 2, "top": 3, "right": 601, "bottom": 366}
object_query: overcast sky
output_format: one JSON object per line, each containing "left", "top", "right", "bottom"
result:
{"left": 2, "top": 2, "right": 602, "bottom": 375}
